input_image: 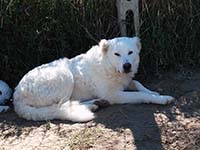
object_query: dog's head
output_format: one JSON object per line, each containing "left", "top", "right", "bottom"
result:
{"left": 99, "top": 37, "right": 141, "bottom": 75}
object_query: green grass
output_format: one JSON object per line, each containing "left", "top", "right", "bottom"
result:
{"left": 0, "top": 0, "right": 199, "bottom": 86}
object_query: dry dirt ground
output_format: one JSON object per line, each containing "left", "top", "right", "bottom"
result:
{"left": 0, "top": 69, "right": 200, "bottom": 150}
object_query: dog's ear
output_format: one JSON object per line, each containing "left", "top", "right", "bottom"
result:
{"left": 133, "top": 37, "right": 141, "bottom": 51}
{"left": 99, "top": 39, "right": 109, "bottom": 54}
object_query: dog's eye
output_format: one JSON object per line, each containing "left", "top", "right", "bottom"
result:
{"left": 0, "top": 91, "right": 2, "bottom": 95}
{"left": 128, "top": 51, "right": 133, "bottom": 55}
{"left": 114, "top": 53, "right": 121, "bottom": 57}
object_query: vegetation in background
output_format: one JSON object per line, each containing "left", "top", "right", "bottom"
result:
{"left": 0, "top": 0, "right": 200, "bottom": 86}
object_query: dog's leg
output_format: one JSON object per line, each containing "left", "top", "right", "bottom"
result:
{"left": 111, "top": 91, "right": 174, "bottom": 105}
{"left": 128, "top": 80, "right": 160, "bottom": 95}
{"left": 0, "top": 106, "right": 10, "bottom": 113}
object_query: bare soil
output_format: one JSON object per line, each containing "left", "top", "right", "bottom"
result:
{"left": 0, "top": 69, "right": 200, "bottom": 150}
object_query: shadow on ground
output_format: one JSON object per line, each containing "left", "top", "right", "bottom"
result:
{"left": 0, "top": 69, "right": 200, "bottom": 150}
{"left": 94, "top": 104, "right": 167, "bottom": 150}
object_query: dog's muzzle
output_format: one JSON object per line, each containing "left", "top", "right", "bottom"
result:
{"left": 123, "top": 63, "right": 132, "bottom": 73}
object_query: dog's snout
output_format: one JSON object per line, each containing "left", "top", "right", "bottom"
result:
{"left": 123, "top": 63, "right": 132, "bottom": 73}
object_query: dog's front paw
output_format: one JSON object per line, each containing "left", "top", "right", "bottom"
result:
{"left": 158, "top": 95, "right": 175, "bottom": 105}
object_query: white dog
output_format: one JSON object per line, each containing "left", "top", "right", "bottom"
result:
{"left": 0, "top": 80, "right": 12, "bottom": 112}
{"left": 13, "top": 37, "right": 174, "bottom": 122}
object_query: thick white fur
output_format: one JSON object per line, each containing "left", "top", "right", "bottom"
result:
{"left": 13, "top": 37, "right": 174, "bottom": 122}
{"left": 0, "top": 80, "right": 12, "bottom": 112}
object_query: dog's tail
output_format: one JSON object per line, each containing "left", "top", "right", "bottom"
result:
{"left": 14, "top": 100, "right": 95, "bottom": 122}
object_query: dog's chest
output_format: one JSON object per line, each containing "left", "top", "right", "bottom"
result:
{"left": 105, "top": 73, "right": 132, "bottom": 90}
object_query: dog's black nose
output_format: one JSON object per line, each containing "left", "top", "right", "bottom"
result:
{"left": 123, "top": 63, "right": 132, "bottom": 73}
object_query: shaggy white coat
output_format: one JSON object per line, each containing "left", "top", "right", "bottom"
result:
{"left": 0, "top": 80, "right": 12, "bottom": 112}
{"left": 13, "top": 37, "right": 174, "bottom": 122}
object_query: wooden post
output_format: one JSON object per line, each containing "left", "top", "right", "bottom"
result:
{"left": 116, "top": 0, "right": 140, "bottom": 36}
